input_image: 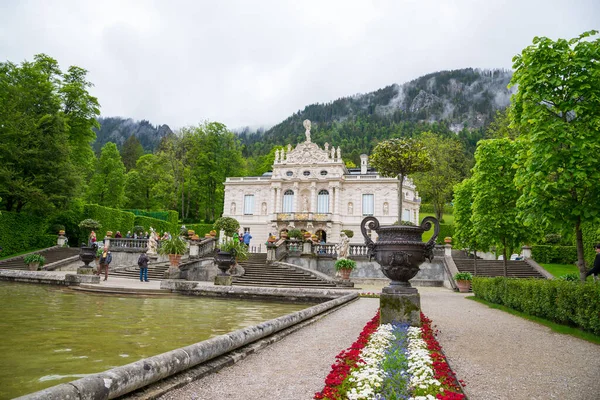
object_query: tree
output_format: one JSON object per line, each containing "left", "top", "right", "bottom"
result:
{"left": 470, "top": 139, "right": 531, "bottom": 275}
{"left": 369, "top": 138, "right": 432, "bottom": 222}
{"left": 124, "top": 154, "right": 176, "bottom": 210}
{"left": 120, "top": 135, "right": 145, "bottom": 171}
{"left": 412, "top": 132, "right": 470, "bottom": 220}
{"left": 453, "top": 178, "right": 485, "bottom": 275}
{"left": 87, "top": 143, "right": 126, "bottom": 208}
{"left": 0, "top": 55, "right": 94, "bottom": 213}
{"left": 510, "top": 30, "right": 600, "bottom": 281}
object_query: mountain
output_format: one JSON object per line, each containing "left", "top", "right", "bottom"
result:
{"left": 238, "top": 68, "right": 514, "bottom": 159}
{"left": 93, "top": 117, "right": 173, "bottom": 153}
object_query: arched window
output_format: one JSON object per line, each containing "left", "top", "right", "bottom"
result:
{"left": 317, "top": 189, "right": 329, "bottom": 213}
{"left": 283, "top": 189, "right": 294, "bottom": 212}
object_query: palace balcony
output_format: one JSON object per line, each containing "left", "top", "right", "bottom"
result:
{"left": 275, "top": 212, "right": 332, "bottom": 222}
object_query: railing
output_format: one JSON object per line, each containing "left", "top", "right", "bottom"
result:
{"left": 275, "top": 212, "right": 332, "bottom": 222}
{"left": 314, "top": 244, "right": 336, "bottom": 257}
{"left": 198, "top": 238, "right": 216, "bottom": 257}
{"left": 349, "top": 244, "right": 369, "bottom": 257}
{"left": 287, "top": 240, "right": 302, "bottom": 254}
{"left": 274, "top": 239, "right": 288, "bottom": 261}
{"left": 108, "top": 238, "right": 152, "bottom": 250}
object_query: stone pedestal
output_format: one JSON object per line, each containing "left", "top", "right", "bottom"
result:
{"left": 522, "top": 245, "right": 532, "bottom": 259}
{"left": 165, "top": 266, "right": 180, "bottom": 279}
{"left": 444, "top": 244, "right": 452, "bottom": 257}
{"left": 380, "top": 286, "right": 421, "bottom": 326}
{"left": 189, "top": 242, "right": 199, "bottom": 258}
{"left": 302, "top": 241, "right": 312, "bottom": 254}
{"left": 214, "top": 275, "right": 233, "bottom": 286}
{"left": 77, "top": 267, "right": 94, "bottom": 275}
{"left": 57, "top": 236, "right": 67, "bottom": 247}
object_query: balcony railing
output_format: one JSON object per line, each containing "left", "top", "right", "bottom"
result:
{"left": 275, "top": 212, "right": 332, "bottom": 222}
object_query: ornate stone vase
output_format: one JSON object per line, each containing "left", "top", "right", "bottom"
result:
{"left": 79, "top": 245, "right": 97, "bottom": 268}
{"left": 361, "top": 216, "right": 440, "bottom": 290}
{"left": 214, "top": 251, "right": 236, "bottom": 275}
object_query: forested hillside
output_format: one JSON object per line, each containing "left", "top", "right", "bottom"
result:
{"left": 238, "top": 68, "right": 513, "bottom": 165}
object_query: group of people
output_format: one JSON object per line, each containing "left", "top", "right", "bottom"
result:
{"left": 232, "top": 231, "right": 252, "bottom": 246}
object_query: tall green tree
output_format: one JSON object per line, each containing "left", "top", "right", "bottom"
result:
{"left": 471, "top": 139, "right": 530, "bottom": 275}
{"left": 120, "top": 135, "right": 145, "bottom": 171}
{"left": 412, "top": 132, "right": 470, "bottom": 220}
{"left": 124, "top": 153, "right": 176, "bottom": 210}
{"left": 452, "top": 178, "right": 484, "bottom": 274}
{"left": 370, "top": 138, "right": 432, "bottom": 222}
{"left": 0, "top": 54, "right": 97, "bottom": 213}
{"left": 87, "top": 142, "right": 126, "bottom": 208}
{"left": 510, "top": 30, "right": 600, "bottom": 280}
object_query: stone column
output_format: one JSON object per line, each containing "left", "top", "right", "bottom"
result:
{"left": 189, "top": 241, "right": 199, "bottom": 259}
{"left": 329, "top": 184, "right": 334, "bottom": 215}
{"left": 444, "top": 244, "right": 452, "bottom": 257}
{"left": 275, "top": 187, "right": 281, "bottom": 213}
{"left": 311, "top": 182, "right": 317, "bottom": 213}
{"left": 293, "top": 182, "right": 299, "bottom": 213}
{"left": 522, "top": 246, "right": 532, "bottom": 259}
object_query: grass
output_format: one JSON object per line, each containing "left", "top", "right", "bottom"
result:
{"left": 467, "top": 296, "right": 600, "bottom": 345}
{"left": 540, "top": 263, "right": 579, "bottom": 278}
{"left": 420, "top": 212, "right": 453, "bottom": 242}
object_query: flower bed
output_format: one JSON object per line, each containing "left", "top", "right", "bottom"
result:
{"left": 315, "top": 311, "right": 465, "bottom": 400}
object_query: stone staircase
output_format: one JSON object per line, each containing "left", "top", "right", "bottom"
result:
{"left": 232, "top": 253, "right": 337, "bottom": 289}
{"left": 109, "top": 261, "right": 173, "bottom": 281}
{"left": 0, "top": 247, "right": 80, "bottom": 270}
{"left": 453, "top": 257, "right": 546, "bottom": 279}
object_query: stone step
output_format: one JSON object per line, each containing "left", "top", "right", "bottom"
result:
{"left": 0, "top": 247, "right": 80, "bottom": 270}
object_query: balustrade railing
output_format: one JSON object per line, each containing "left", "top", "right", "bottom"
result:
{"left": 197, "top": 238, "right": 216, "bottom": 257}
{"left": 274, "top": 239, "right": 288, "bottom": 261}
{"left": 108, "top": 238, "right": 154, "bottom": 250}
{"left": 349, "top": 244, "right": 369, "bottom": 257}
{"left": 314, "top": 244, "right": 336, "bottom": 257}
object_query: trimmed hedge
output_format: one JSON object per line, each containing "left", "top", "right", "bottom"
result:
{"left": 133, "top": 215, "right": 176, "bottom": 235}
{"left": 531, "top": 245, "right": 577, "bottom": 264}
{"left": 184, "top": 223, "right": 214, "bottom": 237}
{"left": 0, "top": 212, "right": 53, "bottom": 257}
{"left": 123, "top": 209, "right": 179, "bottom": 225}
{"left": 82, "top": 205, "right": 135, "bottom": 242}
{"left": 582, "top": 222, "right": 600, "bottom": 268}
{"left": 472, "top": 277, "right": 600, "bottom": 335}
{"left": 435, "top": 223, "right": 454, "bottom": 245}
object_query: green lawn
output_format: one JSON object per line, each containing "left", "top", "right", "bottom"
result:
{"left": 540, "top": 263, "right": 578, "bottom": 277}
{"left": 420, "top": 212, "right": 453, "bottom": 242}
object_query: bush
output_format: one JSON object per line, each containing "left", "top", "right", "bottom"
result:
{"left": 213, "top": 217, "right": 240, "bottom": 237}
{"left": 219, "top": 239, "right": 249, "bottom": 262}
{"left": 531, "top": 245, "right": 577, "bottom": 264}
{"left": 82, "top": 205, "right": 135, "bottom": 242}
{"left": 134, "top": 215, "right": 175, "bottom": 236}
{"left": 544, "top": 234, "right": 562, "bottom": 244}
{"left": 453, "top": 272, "right": 473, "bottom": 281}
{"left": 556, "top": 273, "right": 579, "bottom": 282}
{"left": 287, "top": 229, "right": 303, "bottom": 240}
{"left": 185, "top": 223, "right": 216, "bottom": 238}
{"left": 472, "top": 276, "right": 600, "bottom": 335}
{"left": 436, "top": 223, "right": 455, "bottom": 245}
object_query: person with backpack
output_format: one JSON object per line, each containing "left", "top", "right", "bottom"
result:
{"left": 97, "top": 245, "right": 112, "bottom": 281}
{"left": 138, "top": 252, "right": 150, "bottom": 282}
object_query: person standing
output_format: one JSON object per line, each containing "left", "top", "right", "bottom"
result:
{"left": 243, "top": 231, "right": 252, "bottom": 247}
{"left": 138, "top": 252, "right": 150, "bottom": 282}
{"left": 585, "top": 244, "right": 600, "bottom": 281}
{"left": 97, "top": 245, "right": 112, "bottom": 281}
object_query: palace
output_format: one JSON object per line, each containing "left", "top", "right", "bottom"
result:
{"left": 222, "top": 120, "right": 421, "bottom": 246}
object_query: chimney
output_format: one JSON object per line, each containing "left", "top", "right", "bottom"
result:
{"left": 360, "top": 154, "right": 368, "bottom": 174}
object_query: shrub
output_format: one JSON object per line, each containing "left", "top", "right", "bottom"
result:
{"left": 213, "top": 217, "right": 240, "bottom": 237}
{"left": 184, "top": 224, "right": 213, "bottom": 238}
{"left": 287, "top": 229, "right": 303, "bottom": 240}
{"left": 436, "top": 223, "right": 455, "bottom": 245}
{"left": 472, "top": 277, "right": 600, "bottom": 335}
{"left": 219, "top": 239, "right": 249, "bottom": 262}
{"left": 23, "top": 253, "right": 46, "bottom": 267}
{"left": 341, "top": 229, "right": 354, "bottom": 239}
{"left": 544, "top": 234, "right": 562, "bottom": 244}
{"left": 531, "top": 245, "right": 577, "bottom": 264}
{"left": 335, "top": 258, "right": 356, "bottom": 271}
{"left": 556, "top": 273, "right": 579, "bottom": 282}
{"left": 133, "top": 225, "right": 145, "bottom": 236}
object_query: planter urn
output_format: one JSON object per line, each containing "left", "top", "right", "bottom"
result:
{"left": 214, "top": 251, "right": 236, "bottom": 275}
{"left": 168, "top": 254, "right": 182, "bottom": 267}
{"left": 339, "top": 269, "right": 351, "bottom": 280}
{"left": 456, "top": 280, "right": 471, "bottom": 293}
{"left": 27, "top": 262, "right": 40, "bottom": 271}
{"left": 361, "top": 216, "right": 440, "bottom": 326}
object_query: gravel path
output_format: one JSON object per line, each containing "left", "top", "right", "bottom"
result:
{"left": 160, "top": 287, "right": 600, "bottom": 400}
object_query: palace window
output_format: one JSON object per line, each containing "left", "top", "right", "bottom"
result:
{"left": 303, "top": 170, "right": 311, "bottom": 176}
{"left": 317, "top": 190, "right": 329, "bottom": 213}
{"left": 286, "top": 171, "right": 293, "bottom": 177}
{"left": 320, "top": 170, "right": 328, "bottom": 176}
{"left": 283, "top": 190, "right": 294, "bottom": 212}
{"left": 243, "top": 195, "right": 255, "bottom": 215}
{"left": 362, "top": 194, "right": 374, "bottom": 216}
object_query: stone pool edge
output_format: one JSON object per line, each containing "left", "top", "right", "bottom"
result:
{"left": 16, "top": 289, "right": 358, "bottom": 400}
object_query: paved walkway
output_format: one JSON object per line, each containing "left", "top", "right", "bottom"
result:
{"left": 44, "top": 273, "right": 600, "bottom": 399}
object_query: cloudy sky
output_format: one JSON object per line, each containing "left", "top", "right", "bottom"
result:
{"left": 1, "top": 0, "right": 598, "bottom": 130}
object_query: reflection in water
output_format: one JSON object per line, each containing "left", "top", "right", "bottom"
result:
{"left": 0, "top": 282, "right": 311, "bottom": 399}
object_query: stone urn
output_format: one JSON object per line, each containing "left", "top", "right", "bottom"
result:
{"left": 361, "top": 216, "right": 440, "bottom": 289}
{"left": 214, "top": 251, "right": 236, "bottom": 275}
{"left": 79, "top": 245, "right": 97, "bottom": 268}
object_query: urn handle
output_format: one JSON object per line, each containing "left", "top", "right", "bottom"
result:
{"left": 421, "top": 216, "right": 440, "bottom": 252}
{"left": 360, "top": 216, "right": 380, "bottom": 246}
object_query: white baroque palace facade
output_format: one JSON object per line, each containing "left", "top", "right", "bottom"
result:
{"left": 222, "top": 120, "right": 421, "bottom": 246}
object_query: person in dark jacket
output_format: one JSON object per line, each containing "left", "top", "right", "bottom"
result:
{"left": 585, "top": 243, "right": 600, "bottom": 281}
{"left": 138, "top": 252, "right": 150, "bottom": 282}
{"left": 97, "top": 245, "right": 112, "bottom": 281}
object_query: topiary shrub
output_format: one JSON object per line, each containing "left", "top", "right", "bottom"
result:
{"left": 213, "top": 217, "right": 240, "bottom": 237}
{"left": 341, "top": 229, "right": 354, "bottom": 239}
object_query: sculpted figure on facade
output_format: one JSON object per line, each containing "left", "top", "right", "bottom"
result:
{"left": 275, "top": 149, "right": 280, "bottom": 163}
{"left": 383, "top": 202, "right": 389, "bottom": 216}
{"left": 348, "top": 202, "right": 353, "bottom": 215}
{"left": 336, "top": 231, "right": 350, "bottom": 259}
{"left": 230, "top": 202, "right": 236, "bottom": 215}
{"left": 302, "top": 195, "right": 309, "bottom": 212}
{"left": 303, "top": 119, "right": 311, "bottom": 143}
{"left": 336, "top": 147, "right": 341, "bottom": 160}
{"left": 261, "top": 202, "right": 267, "bottom": 215}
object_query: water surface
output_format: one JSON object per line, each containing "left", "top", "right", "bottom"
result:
{"left": 0, "top": 282, "right": 311, "bottom": 399}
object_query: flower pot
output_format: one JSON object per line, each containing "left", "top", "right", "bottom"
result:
{"left": 106, "top": 231, "right": 113, "bottom": 238}
{"left": 456, "top": 280, "right": 471, "bottom": 293}
{"left": 209, "top": 230, "right": 217, "bottom": 237}
{"left": 27, "top": 262, "right": 40, "bottom": 271}
{"left": 168, "top": 254, "right": 182, "bottom": 267}
{"left": 444, "top": 237, "right": 452, "bottom": 244}
{"left": 58, "top": 230, "right": 65, "bottom": 236}
{"left": 339, "top": 269, "right": 351, "bottom": 280}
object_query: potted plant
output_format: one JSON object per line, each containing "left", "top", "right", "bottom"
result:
{"left": 215, "top": 239, "right": 249, "bottom": 275}
{"left": 24, "top": 254, "right": 46, "bottom": 271}
{"left": 444, "top": 237, "right": 452, "bottom": 244}
{"left": 453, "top": 272, "right": 473, "bottom": 293}
{"left": 106, "top": 230, "right": 113, "bottom": 238}
{"left": 209, "top": 230, "right": 217, "bottom": 237}
{"left": 288, "top": 228, "right": 303, "bottom": 241}
{"left": 335, "top": 258, "right": 356, "bottom": 280}
{"left": 158, "top": 236, "right": 187, "bottom": 267}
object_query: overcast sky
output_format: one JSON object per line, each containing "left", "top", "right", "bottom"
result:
{"left": 1, "top": 0, "right": 598, "bottom": 130}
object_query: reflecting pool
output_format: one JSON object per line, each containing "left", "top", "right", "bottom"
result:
{"left": 0, "top": 282, "right": 312, "bottom": 399}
